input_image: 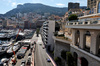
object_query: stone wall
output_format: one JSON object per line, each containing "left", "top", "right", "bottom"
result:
{"left": 71, "top": 45, "right": 100, "bottom": 66}
{"left": 53, "top": 36, "right": 70, "bottom": 58}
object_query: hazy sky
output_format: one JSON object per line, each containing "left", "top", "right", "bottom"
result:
{"left": 0, "top": 0, "right": 87, "bottom": 14}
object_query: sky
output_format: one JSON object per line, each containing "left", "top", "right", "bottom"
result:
{"left": 0, "top": 0, "right": 87, "bottom": 14}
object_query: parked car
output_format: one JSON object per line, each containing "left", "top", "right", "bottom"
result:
{"left": 46, "top": 58, "right": 51, "bottom": 62}
{"left": 17, "top": 54, "right": 24, "bottom": 59}
{"left": 20, "top": 60, "right": 26, "bottom": 66}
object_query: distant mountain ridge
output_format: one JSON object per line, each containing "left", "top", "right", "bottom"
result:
{"left": 0, "top": 3, "right": 87, "bottom": 17}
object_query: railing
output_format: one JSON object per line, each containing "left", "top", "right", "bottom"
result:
{"left": 66, "top": 19, "right": 100, "bottom": 26}
{"left": 73, "top": 44, "right": 100, "bottom": 58}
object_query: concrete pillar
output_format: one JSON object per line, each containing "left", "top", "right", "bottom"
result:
{"left": 79, "top": 30, "right": 86, "bottom": 49}
{"left": 96, "top": 0, "right": 99, "bottom": 13}
{"left": 54, "top": 40, "right": 57, "bottom": 58}
{"left": 90, "top": 32, "right": 99, "bottom": 55}
{"left": 72, "top": 29, "right": 77, "bottom": 45}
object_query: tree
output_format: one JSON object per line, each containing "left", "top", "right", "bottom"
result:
{"left": 54, "top": 57, "right": 61, "bottom": 65}
{"left": 68, "top": 14, "right": 78, "bottom": 21}
{"left": 36, "top": 28, "right": 40, "bottom": 37}
{"left": 66, "top": 52, "right": 76, "bottom": 66}
{"left": 55, "top": 22, "right": 60, "bottom": 31}
{"left": 61, "top": 50, "right": 67, "bottom": 66}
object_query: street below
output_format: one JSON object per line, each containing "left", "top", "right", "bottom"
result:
{"left": 34, "top": 35, "right": 53, "bottom": 66}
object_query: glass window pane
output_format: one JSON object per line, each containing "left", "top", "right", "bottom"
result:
{"left": 98, "top": 3, "right": 100, "bottom": 13}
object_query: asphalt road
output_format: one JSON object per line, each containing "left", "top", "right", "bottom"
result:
{"left": 34, "top": 38, "right": 53, "bottom": 66}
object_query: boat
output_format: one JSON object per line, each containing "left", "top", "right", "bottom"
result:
{"left": 6, "top": 43, "right": 20, "bottom": 55}
{"left": 0, "top": 42, "right": 10, "bottom": 55}
{"left": 1, "top": 58, "right": 9, "bottom": 63}
{"left": 0, "top": 47, "right": 6, "bottom": 55}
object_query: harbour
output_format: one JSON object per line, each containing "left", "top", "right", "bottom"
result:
{"left": 0, "top": 29, "right": 35, "bottom": 66}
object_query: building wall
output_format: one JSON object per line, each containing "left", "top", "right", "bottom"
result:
{"left": 53, "top": 37, "right": 70, "bottom": 58}
{"left": 47, "top": 20, "right": 55, "bottom": 51}
{"left": 71, "top": 46, "right": 100, "bottom": 66}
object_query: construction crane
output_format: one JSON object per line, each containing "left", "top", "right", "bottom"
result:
{"left": 11, "top": 29, "right": 22, "bottom": 64}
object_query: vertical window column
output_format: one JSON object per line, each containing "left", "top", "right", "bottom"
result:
{"left": 98, "top": 2, "right": 100, "bottom": 13}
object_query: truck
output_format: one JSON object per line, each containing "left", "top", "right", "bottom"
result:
{"left": 17, "top": 46, "right": 27, "bottom": 59}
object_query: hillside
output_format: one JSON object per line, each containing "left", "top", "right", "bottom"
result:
{"left": 0, "top": 3, "right": 86, "bottom": 17}
{"left": 4, "top": 3, "right": 68, "bottom": 17}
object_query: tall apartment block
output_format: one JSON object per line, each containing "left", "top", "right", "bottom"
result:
{"left": 68, "top": 2, "right": 80, "bottom": 11}
{"left": 41, "top": 20, "right": 55, "bottom": 51}
{"left": 87, "top": 0, "right": 97, "bottom": 9}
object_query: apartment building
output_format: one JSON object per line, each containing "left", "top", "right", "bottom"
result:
{"left": 41, "top": 20, "right": 55, "bottom": 51}
{"left": 87, "top": 0, "right": 97, "bottom": 9}
{"left": 68, "top": 2, "right": 80, "bottom": 11}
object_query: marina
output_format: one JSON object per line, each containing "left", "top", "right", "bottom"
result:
{"left": 0, "top": 29, "right": 35, "bottom": 66}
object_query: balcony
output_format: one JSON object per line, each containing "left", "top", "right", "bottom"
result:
{"left": 43, "top": 25, "right": 48, "bottom": 27}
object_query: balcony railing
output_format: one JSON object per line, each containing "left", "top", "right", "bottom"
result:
{"left": 73, "top": 43, "right": 100, "bottom": 58}
{"left": 66, "top": 19, "right": 100, "bottom": 26}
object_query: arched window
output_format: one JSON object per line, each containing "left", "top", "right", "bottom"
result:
{"left": 81, "top": 57, "right": 88, "bottom": 66}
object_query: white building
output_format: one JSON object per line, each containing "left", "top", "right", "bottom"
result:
{"left": 41, "top": 20, "right": 55, "bottom": 51}
{"left": 66, "top": 13, "right": 100, "bottom": 66}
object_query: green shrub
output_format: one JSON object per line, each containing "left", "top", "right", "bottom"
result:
{"left": 67, "top": 52, "right": 76, "bottom": 66}
{"left": 36, "top": 28, "right": 40, "bottom": 34}
{"left": 54, "top": 57, "right": 61, "bottom": 63}
{"left": 68, "top": 14, "right": 78, "bottom": 21}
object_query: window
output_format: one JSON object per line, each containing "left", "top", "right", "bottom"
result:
{"left": 98, "top": 2, "right": 100, "bottom": 13}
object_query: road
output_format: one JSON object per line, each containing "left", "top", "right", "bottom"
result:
{"left": 34, "top": 35, "right": 53, "bottom": 66}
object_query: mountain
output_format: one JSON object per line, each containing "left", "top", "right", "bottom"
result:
{"left": 4, "top": 3, "right": 68, "bottom": 17}
{"left": 0, "top": 3, "right": 87, "bottom": 17}
{"left": 80, "top": 6, "right": 87, "bottom": 9}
